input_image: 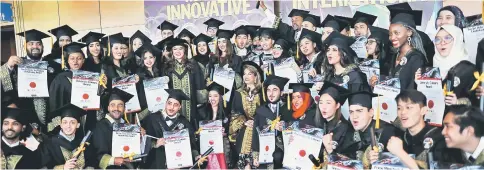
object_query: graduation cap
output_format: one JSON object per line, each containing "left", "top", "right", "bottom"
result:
{"left": 386, "top": 2, "right": 412, "bottom": 10}
{"left": 244, "top": 25, "right": 261, "bottom": 38}
{"left": 321, "top": 15, "right": 349, "bottom": 32}
{"left": 352, "top": 11, "right": 377, "bottom": 26}
{"left": 264, "top": 75, "right": 290, "bottom": 91}
{"left": 1, "top": 108, "right": 33, "bottom": 125}
{"left": 242, "top": 61, "right": 264, "bottom": 82}
{"left": 17, "top": 29, "right": 50, "bottom": 42}
{"left": 48, "top": 25, "right": 78, "bottom": 39}
{"left": 101, "top": 33, "right": 124, "bottom": 55}
{"left": 166, "top": 38, "right": 189, "bottom": 51}
{"left": 108, "top": 88, "right": 134, "bottom": 104}
{"left": 318, "top": 81, "right": 349, "bottom": 105}
{"left": 157, "top": 21, "right": 178, "bottom": 31}
{"left": 259, "top": 28, "right": 278, "bottom": 39}
{"left": 289, "top": 83, "right": 314, "bottom": 93}
{"left": 274, "top": 38, "right": 293, "bottom": 50}
{"left": 134, "top": 43, "right": 161, "bottom": 57}
{"left": 78, "top": 32, "right": 105, "bottom": 45}
{"left": 193, "top": 34, "right": 213, "bottom": 45}
{"left": 165, "top": 89, "right": 190, "bottom": 103}
{"left": 234, "top": 25, "right": 250, "bottom": 36}
{"left": 322, "top": 31, "right": 355, "bottom": 48}
{"left": 303, "top": 13, "right": 321, "bottom": 27}
{"left": 63, "top": 42, "right": 86, "bottom": 56}
{"left": 203, "top": 18, "right": 224, "bottom": 28}
{"left": 288, "top": 9, "right": 309, "bottom": 17}
{"left": 50, "top": 104, "right": 87, "bottom": 122}
{"left": 346, "top": 91, "right": 377, "bottom": 109}
{"left": 390, "top": 9, "right": 423, "bottom": 28}
{"left": 177, "top": 29, "right": 196, "bottom": 40}
{"left": 216, "top": 29, "right": 234, "bottom": 40}
{"left": 131, "top": 30, "right": 152, "bottom": 44}
{"left": 368, "top": 26, "right": 390, "bottom": 44}
{"left": 299, "top": 28, "right": 322, "bottom": 43}
{"left": 335, "top": 15, "right": 355, "bottom": 29}
{"left": 207, "top": 82, "right": 229, "bottom": 95}
{"left": 155, "top": 35, "right": 174, "bottom": 50}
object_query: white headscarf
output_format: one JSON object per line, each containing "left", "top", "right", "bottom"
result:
{"left": 433, "top": 25, "right": 469, "bottom": 78}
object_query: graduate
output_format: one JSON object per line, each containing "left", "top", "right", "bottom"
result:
{"left": 127, "top": 30, "right": 152, "bottom": 68}
{"left": 134, "top": 43, "right": 163, "bottom": 80}
{"left": 351, "top": 11, "right": 377, "bottom": 38}
{"left": 387, "top": 9, "right": 426, "bottom": 90}
{"left": 334, "top": 15, "right": 354, "bottom": 36}
{"left": 301, "top": 13, "right": 321, "bottom": 32}
{"left": 196, "top": 82, "right": 232, "bottom": 167}
{"left": 40, "top": 104, "right": 95, "bottom": 169}
{"left": 251, "top": 28, "right": 277, "bottom": 70}
{"left": 319, "top": 31, "right": 371, "bottom": 93}
{"left": 320, "top": 15, "right": 351, "bottom": 40}
{"left": 177, "top": 28, "right": 197, "bottom": 59}
{"left": 252, "top": 75, "right": 290, "bottom": 169}
{"left": 141, "top": 89, "right": 199, "bottom": 169}
{"left": 210, "top": 29, "right": 243, "bottom": 75}
{"left": 1, "top": 108, "right": 42, "bottom": 169}
{"left": 203, "top": 18, "right": 225, "bottom": 52}
{"left": 368, "top": 90, "right": 464, "bottom": 169}
{"left": 317, "top": 81, "right": 357, "bottom": 161}
{"left": 1, "top": 29, "right": 60, "bottom": 128}
{"left": 78, "top": 31, "right": 105, "bottom": 73}
{"left": 164, "top": 38, "right": 206, "bottom": 123}
{"left": 229, "top": 61, "right": 264, "bottom": 169}
{"left": 297, "top": 29, "right": 323, "bottom": 76}
{"left": 234, "top": 25, "right": 253, "bottom": 59}
{"left": 281, "top": 83, "right": 316, "bottom": 127}
{"left": 275, "top": 9, "right": 309, "bottom": 44}
{"left": 91, "top": 88, "right": 134, "bottom": 169}
{"left": 366, "top": 26, "right": 391, "bottom": 88}
{"left": 345, "top": 91, "right": 403, "bottom": 168}
{"left": 442, "top": 105, "right": 484, "bottom": 166}
{"left": 387, "top": 2, "right": 435, "bottom": 64}
{"left": 247, "top": 26, "right": 263, "bottom": 57}
{"left": 271, "top": 38, "right": 303, "bottom": 83}
{"left": 155, "top": 35, "right": 174, "bottom": 66}
{"left": 48, "top": 25, "right": 78, "bottom": 49}
{"left": 157, "top": 20, "right": 178, "bottom": 40}
{"left": 193, "top": 33, "right": 213, "bottom": 78}
{"left": 101, "top": 33, "right": 135, "bottom": 82}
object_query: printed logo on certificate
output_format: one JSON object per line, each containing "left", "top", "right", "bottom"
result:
{"left": 143, "top": 77, "right": 169, "bottom": 112}
{"left": 199, "top": 120, "right": 224, "bottom": 154}
{"left": 212, "top": 65, "right": 235, "bottom": 102}
{"left": 257, "top": 126, "right": 275, "bottom": 164}
{"left": 17, "top": 60, "right": 49, "bottom": 97}
{"left": 164, "top": 129, "right": 193, "bottom": 169}
{"left": 417, "top": 67, "right": 444, "bottom": 126}
{"left": 112, "top": 124, "right": 141, "bottom": 158}
{"left": 113, "top": 75, "right": 141, "bottom": 113}
{"left": 71, "top": 70, "right": 100, "bottom": 110}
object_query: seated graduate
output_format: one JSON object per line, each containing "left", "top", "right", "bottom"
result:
{"left": 443, "top": 105, "right": 484, "bottom": 166}
{"left": 317, "top": 81, "right": 357, "bottom": 161}
{"left": 142, "top": 89, "right": 199, "bottom": 169}
{"left": 281, "top": 83, "right": 316, "bottom": 127}
{"left": 91, "top": 88, "right": 134, "bottom": 169}
{"left": 368, "top": 90, "right": 464, "bottom": 169}
{"left": 40, "top": 104, "right": 95, "bottom": 169}
{"left": 345, "top": 91, "right": 403, "bottom": 168}
{"left": 252, "top": 75, "right": 290, "bottom": 169}
{"left": 1, "top": 108, "right": 41, "bottom": 169}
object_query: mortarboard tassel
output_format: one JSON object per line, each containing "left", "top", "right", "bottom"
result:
{"left": 61, "top": 45, "right": 65, "bottom": 70}
{"left": 376, "top": 96, "right": 380, "bottom": 129}
{"left": 128, "top": 37, "right": 131, "bottom": 53}
{"left": 24, "top": 31, "right": 27, "bottom": 56}
{"left": 262, "top": 86, "right": 266, "bottom": 102}
{"left": 108, "top": 36, "right": 111, "bottom": 56}
{"left": 287, "top": 94, "right": 291, "bottom": 110}
{"left": 191, "top": 45, "right": 196, "bottom": 57}
{"left": 223, "top": 88, "right": 227, "bottom": 108}
{"left": 51, "top": 37, "right": 54, "bottom": 49}
{"left": 124, "top": 111, "right": 130, "bottom": 124}
{"left": 296, "top": 41, "right": 299, "bottom": 60}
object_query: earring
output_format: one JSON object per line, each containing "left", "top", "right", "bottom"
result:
{"left": 407, "top": 36, "right": 412, "bottom": 46}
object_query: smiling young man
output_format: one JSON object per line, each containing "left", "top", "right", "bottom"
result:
{"left": 142, "top": 89, "right": 199, "bottom": 169}
{"left": 443, "top": 105, "right": 484, "bottom": 166}
{"left": 370, "top": 90, "right": 463, "bottom": 169}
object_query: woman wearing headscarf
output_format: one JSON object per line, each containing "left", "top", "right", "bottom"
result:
{"left": 281, "top": 83, "right": 316, "bottom": 127}
{"left": 78, "top": 32, "right": 105, "bottom": 73}
{"left": 387, "top": 9, "right": 427, "bottom": 90}
{"left": 415, "top": 25, "right": 477, "bottom": 106}
{"left": 271, "top": 38, "right": 303, "bottom": 83}
{"left": 435, "top": 5, "right": 467, "bottom": 30}
{"left": 229, "top": 61, "right": 264, "bottom": 169}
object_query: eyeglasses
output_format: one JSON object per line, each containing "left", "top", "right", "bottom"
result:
{"left": 366, "top": 40, "right": 377, "bottom": 45}
{"left": 273, "top": 46, "right": 283, "bottom": 51}
{"left": 434, "top": 35, "right": 454, "bottom": 45}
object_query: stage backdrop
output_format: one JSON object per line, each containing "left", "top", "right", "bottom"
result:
{"left": 144, "top": 0, "right": 275, "bottom": 44}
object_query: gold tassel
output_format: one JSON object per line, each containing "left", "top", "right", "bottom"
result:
{"left": 61, "top": 45, "right": 65, "bottom": 70}
{"left": 108, "top": 36, "right": 111, "bottom": 56}
{"left": 296, "top": 41, "right": 299, "bottom": 60}
{"left": 262, "top": 87, "right": 266, "bottom": 102}
{"left": 268, "top": 64, "right": 272, "bottom": 75}
{"left": 376, "top": 96, "right": 380, "bottom": 129}
{"left": 223, "top": 88, "right": 227, "bottom": 108}
{"left": 128, "top": 37, "right": 131, "bottom": 53}
{"left": 287, "top": 94, "right": 291, "bottom": 110}
{"left": 51, "top": 37, "right": 54, "bottom": 48}
{"left": 124, "top": 111, "right": 130, "bottom": 124}
{"left": 191, "top": 45, "right": 196, "bottom": 56}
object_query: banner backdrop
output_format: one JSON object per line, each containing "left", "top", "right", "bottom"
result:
{"left": 144, "top": 0, "right": 275, "bottom": 43}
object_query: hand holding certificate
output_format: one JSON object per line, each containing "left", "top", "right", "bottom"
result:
{"left": 112, "top": 124, "right": 141, "bottom": 158}
{"left": 17, "top": 60, "right": 49, "bottom": 97}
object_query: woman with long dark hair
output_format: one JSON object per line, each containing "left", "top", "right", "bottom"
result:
{"left": 79, "top": 32, "right": 105, "bottom": 73}
{"left": 296, "top": 29, "right": 323, "bottom": 71}
{"left": 127, "top": 30, "right": 152, "bottom": 69}
{"left": 387, "top": 9, "right": 427, "bottom": 90}
{"left": 210, "top": 29, "right": 243, "bottom": 75}
{"left": 193, "top": 33, "right": 213, "bottom": 79}
{"left": 366, "top": 27, "right": 390, "bottom": 88}
{"left": 134, "top": 44, "right": 163, "bottom": 79}
{"left": 100, "top": 33, "right": 133, "bottom": 80}
{"left": 271, "top": 38, "right": 303, "bottom": 83}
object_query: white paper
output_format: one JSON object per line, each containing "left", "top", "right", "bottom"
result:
{"left": 282, "top": 130, "right": 294, "bottom": 165}
{"left": 17, "top": 60, "right": 49, "bottom": 97}
{"left": 213, "top": 65, "right": 235, "bottom": 102}
{"left": 111, "top": 124, "right": 141, "bottom": 157}
{"left": 359, "top": 59, "right": 380, "bottom": 85}
{"left": 71, "top": 70, "right": 100, "bottom": 110}
{"left": 113, "top": 75, "right": 141, "bottom": 113}
{"left": 164, "top": 129, "right": 194, "bottom": 169}
{"left": 417, "top": 67, "right": 445, "bottom": 126}
{"left": 199, "top": 120, "right": 224, "bottom": 154}
{"left": 464, "top": 24, "right": 484, "bottom": 64}
{"left": 373, "top": 78, "right": 401, "bottom": 123}
{"left": 283, "top": 128, "right": 324, "bottom": 169}
{"left": 143, "top": 77, "right": 169, "bottom": 112}
{"left": 274, "top": 58, "right": 299, "bottom": 91}
{"left": 351, "top": 37, "right": 368, "bottom": 59}
{"left": 257, "top": 128, "right": 275, "bottom": 164}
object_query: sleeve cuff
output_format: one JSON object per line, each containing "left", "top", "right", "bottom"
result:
{"left": 99, "top": 154, "right": 113, "bottom": 169}
{"left": 53, "top": 165, "right": 64, "bottom": 170}
{"left": 108, "top": 157, "right": 115, "bottom": 166}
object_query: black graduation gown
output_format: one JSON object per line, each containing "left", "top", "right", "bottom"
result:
{"left": 141, "top": 112, "right": 198, "bottom": 169}
{"left": 39, "top": 133, "right": 95, "bottom": 169}
{"left": 442, "top": 60, "right": 478, "bottom": 107}
{"left": 193, "top": 54, "right": 211, "bottom": 69}
{"left": 388, "top": 49, "right": 426, "bottom": 90}
{"left": 101, "top": 59, "right": 132, "bottom": 89}
{"left": 476, "top": 39, "right": 484, "bottom": 72}
{"left": 316, "top": 117, "right": 357, "bottom": 159}
{"left": 324, "top": 64, "right": 371, "bottom": 93}
{"left": 280, "top": 102, "right": 317, "bottom": 128}
{"left": 353, "top": 120, "right": 403, "bottom": 160}
{"left": 401, "top": 123, "right": 464, "bottom": 168}
{"left": 417, "top": 30, "right": 435, "bottom": 65}
{"left": 91, "top": 118, "right": 129, "bottom": 169}
{"left": 1, "top": 140, "right": 42, "bottom": 169}
{"left": 83, "top": 56, "right": 103, "bottom": 73}
{"left": 165, "top": 60, "right": 206, "bottom": 124}
{"left": 208, "top": 54, "right": 243, "bottom": 76}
